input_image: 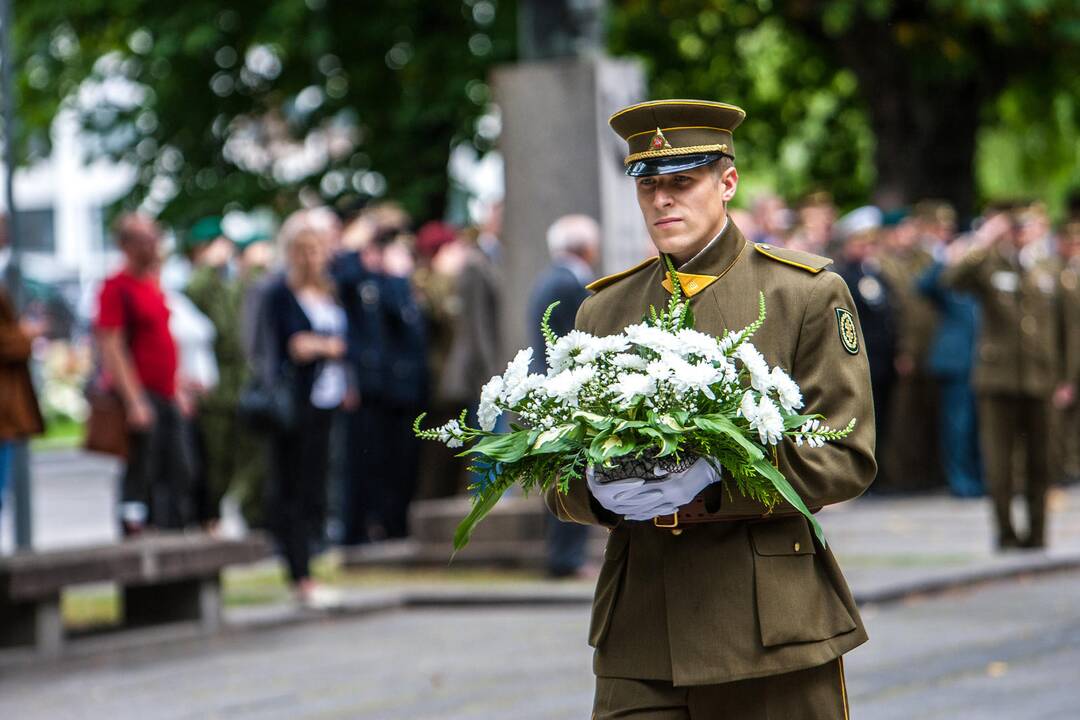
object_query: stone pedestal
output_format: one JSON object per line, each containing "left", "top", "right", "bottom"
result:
{"left": 492, "top": 55, "right": 650, "bottom": 356}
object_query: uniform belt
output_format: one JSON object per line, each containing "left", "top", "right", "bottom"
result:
{"left": 651, "top": 497, "right": 763, "bottom": 528}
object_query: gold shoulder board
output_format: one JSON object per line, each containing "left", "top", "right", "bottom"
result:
{"left": 753, "top": 243, "right": 832, "bottom": 273}
{"left": 586, "top": 256, "right": 660, "bottom": 292}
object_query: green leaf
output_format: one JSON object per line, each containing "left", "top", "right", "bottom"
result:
{"left": 452, "top": 484, "right": 509, "bottom": 552}
{"left": 693, "top": 414, "right": 765, "bottom": 461}
{"left": 751, "top": 458, "right": 826, "bottom": 547}
{"left": 463, "top": 430, "right": 533, "bottom": 462}
{"left": 639, "top": 426, "right": 680, "bottom": 456}
{"left": 532, "top": 424, "right": 582, "bottom": 454}
{"left": 783, "top": 413, "right": 822, "bottom": 430}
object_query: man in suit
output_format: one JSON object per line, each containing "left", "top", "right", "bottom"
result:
{"left": 528, "top": 214, "right": 601, "bottom": 578}
{"left": 545, "top": 99, "right": 876, "bottom": 719}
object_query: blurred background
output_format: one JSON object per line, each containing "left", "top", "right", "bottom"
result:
{"left": 1, "top": 1, "right": 1079, "bottom": 718}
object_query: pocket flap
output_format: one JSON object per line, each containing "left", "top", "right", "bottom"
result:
{"left": 749, "top": 517, "right": 815, "bottom": 556}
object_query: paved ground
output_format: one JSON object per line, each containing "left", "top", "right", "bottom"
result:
{"left": 2, "top": 569, "right": 1080, "bottom": 719}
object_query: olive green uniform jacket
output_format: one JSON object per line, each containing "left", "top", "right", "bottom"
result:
{"left": 545, "top": 222, "right": 877, "bottom": 686}
{"left": 942, "top": 245, "right": 1074, "bottom": 397}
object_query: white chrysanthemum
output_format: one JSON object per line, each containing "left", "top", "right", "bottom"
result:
{"left": 546, "top": 330, "right": 593, "bottom": 372}
{"left": 739, "top": 390, "right": 759, "bottom": 422}
{"left": 750, "top": 396, "right": 785, "bottom": 445}
{"left": 610, "top": 372, "right": 657, "bottom": 406}
{"left": 664, "top": 356, "right": 722, "bottom": 399}
{"left": 578, "top": 334, "right": 631, "bottom": 363}
{"left": 502, "top": 347, "right": 533, "bottom": 390}
{"left": 543, "top": 366, "right": 596, "bottom": 406}
{"left": 735, "top": 343, "right": 772, "bottom": 392}
{"left": 645, "top": 354, "right": 679, "bottom": 384}
{"left": 717, "top": 356, "right": 739, "bottom": 385}
{"left": 675, "top": 328, "right": 723, "bottom": 361}
{"left": 625, "top": 323, "right": 681, "bottom": 355}
{"left": 770, "top": 366, "right": 804, "bottom": 412}
{"left": 612, "top": 353, "right": 648, "bottom": 371}
{"left": 478, "top": 375, "right": 505, "bottom": 431}
{"left": 505, "top": 373, "right": 546, "bottom": 406}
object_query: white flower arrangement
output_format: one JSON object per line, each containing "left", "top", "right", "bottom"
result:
{"left": 417, "top": 261, "right": 855, "bottom": 551}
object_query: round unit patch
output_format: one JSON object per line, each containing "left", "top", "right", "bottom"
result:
{"left": 835, "top": 307, "right": 859, "bottom": 355}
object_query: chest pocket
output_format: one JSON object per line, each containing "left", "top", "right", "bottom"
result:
{"left": 749, "top": 517, "right": 856, "bottom": 647}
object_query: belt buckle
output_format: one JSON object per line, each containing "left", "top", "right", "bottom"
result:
{"left": 653, "top": 511, "right": 679, "bottom": 529}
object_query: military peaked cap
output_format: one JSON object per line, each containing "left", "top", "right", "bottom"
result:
{"left": 609, "top": 99, "right": 746, "bottom": 177}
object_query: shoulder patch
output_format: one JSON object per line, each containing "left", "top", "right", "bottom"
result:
{"left": 586, "top": 256, "right": 660, "bottom": 293}
{"left": 835, "top": 307, "right": 860, "bottom": 355}
{"left": 753, "top": 243, "right": 832, "bottom": 273}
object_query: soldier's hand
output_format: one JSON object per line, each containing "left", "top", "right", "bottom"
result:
{"left": 586, "top": 458, "right": 723, "bottom": 521}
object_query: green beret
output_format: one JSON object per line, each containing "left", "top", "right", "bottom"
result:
{"left": 186, "top": 216, "right": 225, "bottom": 248}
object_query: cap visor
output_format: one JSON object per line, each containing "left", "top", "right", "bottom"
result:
{"left": 626, "top": 153, "right": 724, "bottom": 177}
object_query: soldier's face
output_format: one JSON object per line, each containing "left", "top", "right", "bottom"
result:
{"left": 636, "top": 164, "right": 738, "bottom": 263}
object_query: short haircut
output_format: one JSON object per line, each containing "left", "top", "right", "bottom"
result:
{"left": 546, "top": 214, "right": 600, "bottom": 259}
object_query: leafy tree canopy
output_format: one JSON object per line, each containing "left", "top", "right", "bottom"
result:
{"left": 15, "top": 0, "right": 515, "bottom": 226}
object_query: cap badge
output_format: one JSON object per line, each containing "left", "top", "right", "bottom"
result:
{"left": 650, "top": 127, "right": 672, "bottom": 150}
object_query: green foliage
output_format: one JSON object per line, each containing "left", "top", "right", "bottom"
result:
{"left": 608, "top": 0, "right": 1080, "bottom": 214}
{"left": 14, "top": 0, "right": 516, "bottom": 224}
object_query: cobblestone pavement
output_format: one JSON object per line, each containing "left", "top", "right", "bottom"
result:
{"left": 3, "top": 570, "right": 1080, "bottom": 719}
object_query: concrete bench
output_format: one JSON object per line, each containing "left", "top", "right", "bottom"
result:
{"left": 0, "top": 533, "right": 270, "bottom": 657}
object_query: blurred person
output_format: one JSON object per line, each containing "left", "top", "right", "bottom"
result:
{"left": 943, "top": 206, "right": 1075, "bottom": 549}
{"left": 833, "top": 206, "right": 898, "bottom": 491}
{"left": 528, "top": 214, "right": 600, "bottom": 579}
{"left": 337, "top": 225, "right": 427, "bottom": 542}
{"left": 436, "top": 225, "right": 501, "bottom": 494}
{"left": 96, "top": 214, "right": 194, "bottom": 534}
{"left": 184, "top": 216, "right": 262, "bottom": 531}
{"left": 792, "top": 191, "right": 836, "bottom": 255}
{"left": 412, "top": 221, "right": 469, "bottom": 500}
{"left": 232, "top": 229, "right": 275, "bottom": 527}
{"left": 0, "top": 278, "right": 46, "bottom": 527}
{"left": 750, "top": 193, "right": 791, "bottom": 246}
{"left": 879, "top": 208, "right": 944, "bottom": 492}
{"left": 1053, "top": 220, "right": 1080, "bottom": 485}
{"left": 917, "top": 229, "right": 984, "bottom": 498}
{"left": 264, "top": 211, "right": 349, "bottom": 603}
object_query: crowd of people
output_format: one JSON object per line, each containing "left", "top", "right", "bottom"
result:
{"left": 81, "top": 201, "right": 507, "bottom": 602}
{"left": 732, "top": 193, "right": 1080, "bottom": 550}
{"left": 2, "top": 186, "right": 1077, "bottom": 591}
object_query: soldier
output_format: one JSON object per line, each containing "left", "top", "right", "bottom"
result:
{"left": 184, "top": 217, "right": 260, "bottom": 529}
{"left": 1054, "top": 220, "right": 1080, "bottom": 485}
{"left": 545, "top": 99, "right": 876, "bottom": 719}
{"left": 879, "top": 206, "right": 945, "bottom": 492}
{"left": 832, "top": 207, "right": 898, "bottom": 492}
{"left": 943, "top": 207, "right": 1075, "bottom": 549}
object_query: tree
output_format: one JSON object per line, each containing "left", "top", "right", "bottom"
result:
{"left": 609, "top": 0, "right": 1080, "bottom": 218}
{"left": 15, "top": 0, "right": 516, "bottom": 226}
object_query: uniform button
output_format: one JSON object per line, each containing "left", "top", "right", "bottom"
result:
{"left": 793, "top": 542, "right": 801, "bottom": 552}
{"left": 671, "top": 528, "right": 683, "bottom": 536}
{"left": 1022, "top": 316, "right": 1037, "bottom": 334}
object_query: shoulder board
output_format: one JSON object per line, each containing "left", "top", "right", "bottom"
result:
{"left": 752, "top": 243, "right": 832, "bottom": 273}
{"left": 586, "top": 256, "right": 659, "bottom": 292}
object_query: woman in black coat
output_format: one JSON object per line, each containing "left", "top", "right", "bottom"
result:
{"left": 265, "top": 211, "right": 349, "bottom": 604}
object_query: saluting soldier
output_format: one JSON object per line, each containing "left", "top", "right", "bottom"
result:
{"left": 545, "top": 99, "right": 876, "bottom": 719}
{"left": 943, "top": 208, "right": 1075, "bottom": 549}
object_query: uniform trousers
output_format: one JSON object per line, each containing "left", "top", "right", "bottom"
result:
{"left": 978, "top": 393, "right": 1050, "bottom": 545}
{"left": 593, "top": 658, "right": 849, "bottom": 719}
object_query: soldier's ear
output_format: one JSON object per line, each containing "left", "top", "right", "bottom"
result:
{"left": 720, "top": 166, "right": 739, "bottom": 203}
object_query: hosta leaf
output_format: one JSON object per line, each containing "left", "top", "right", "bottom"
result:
{"left": 751, "top": 458, "right": 826, "bottom": 547}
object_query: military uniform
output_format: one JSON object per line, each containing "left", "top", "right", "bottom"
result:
{"left": 545, "top": 99, "right": 876, "bottom": 719}
{"left": 881, "top": 247, "right": 944, "bottom": 491}
{"left": 185, "top": 221, "right": 265, "bottom": 526}
{"left": 943, "top": 243, "right": 1071, "bottom": 547}
{"left": 1056, "top": 257, "right": 1080, "bottom": 483}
